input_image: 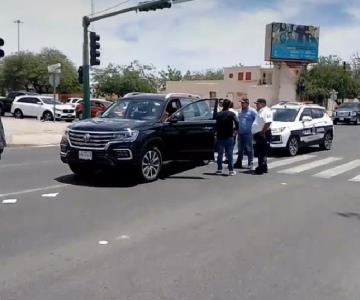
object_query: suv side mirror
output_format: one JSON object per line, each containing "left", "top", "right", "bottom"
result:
{"left": 169, "top": 115, "right": 179, "bottom": 123}
{"left": 96, "top": 111, "right": 103, "bottom": 117}
{"left": 302, "top": 116, "right": 312, "bottom": 122}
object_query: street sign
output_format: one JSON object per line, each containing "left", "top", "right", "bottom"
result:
{"left": 47, "top": 63, "right": 61, "bottom": 74}
{"left": 49, "top": 74, "right": 60, "bottom": 87}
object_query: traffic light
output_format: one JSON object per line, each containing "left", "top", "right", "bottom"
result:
{"left": 0, "top": 38, "right": 4, "bottom": 58}
{"left": 138, "top": 0, "right": 172, "bottom": 12}
{"left": 89, "top": 31, "right": 100, "bottom": 66}
{"left": 78, "top": 66, "right": 83, "bottom": 84}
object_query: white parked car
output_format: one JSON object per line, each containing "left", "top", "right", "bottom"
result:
{"left": 11, "top": 95, "right": 76, "bottom": 122}
{"left": 270, "top": 102, "right": 334, "bottom": 156}
{"left": 66, "top": 97, "right": 83, "bottom": 108}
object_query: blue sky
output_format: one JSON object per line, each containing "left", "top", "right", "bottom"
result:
{"left": 1, "top": 0, "right": 359, "bottom": 72}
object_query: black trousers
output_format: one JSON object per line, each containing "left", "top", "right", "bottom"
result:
{"left": 254, "top": 131, "right": 272, "bottom": 171}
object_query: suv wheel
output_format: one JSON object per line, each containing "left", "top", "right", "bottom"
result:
{"left": 333, "top": 119, "right": 338, "bottom": 125}
{"left": 78, "top": 112, "right": 84, "bottom": 120}
{"left": 139, "top": 146, "right": 162, "bottom": 182}
{"left": 69, "top": 163, "right": 92, "bottom": 176}
{"left": 320, "top": 132, "right": 332, "bottom": 150}
{"left": 14, "top": 109, "right": 23, "bottom": 119}
{"left": 356, "top": 116, "right": 360, "bottom": 125}
{"left": 43, "top": 111, "right": 53, "bottom": 121}
{"left": 287, "top": 136, "right": 299, "bottom": 156}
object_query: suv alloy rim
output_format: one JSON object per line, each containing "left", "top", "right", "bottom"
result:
{"left": 324, "top": 133, "right": 332, "bottom": 149}
{"left": 289, "top": 137, "right": 298, "bottom": 156}
{"left": 142, "top": 150, "right": 161, "bottom": 181}
{"left": 44, "top": 112, "right": 52, "bottom": 121}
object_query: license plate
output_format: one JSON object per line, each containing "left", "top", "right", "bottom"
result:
{"left": 68, "top": 114, "right": 73, "bottom": 117}
{"left": 339, "top": 118, "right": 344, "bottom": 121}
{"left": 79, "top": 151, "right": 92, "bottom": 160}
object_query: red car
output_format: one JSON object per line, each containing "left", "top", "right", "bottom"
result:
{"left": 76, "top": 99, "right": 112, "bottom": 119}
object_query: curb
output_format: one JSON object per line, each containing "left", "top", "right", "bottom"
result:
{"left": 6, "top": 144, "right": 59, "bottom": 148}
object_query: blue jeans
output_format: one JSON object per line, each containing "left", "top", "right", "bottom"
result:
{"left": 237, "top": 133, "right": 254, "bottom": 165}
{"left": 217, "top": 138, "right": 234, "bottom": 172}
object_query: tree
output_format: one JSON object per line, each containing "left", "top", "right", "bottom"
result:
{"left": 182, "top": 68, "right": 224, "bottom": 80}
{"left": 158, "top": 66, "right": 182, "bottom": 91}
{"left": 297, "top": 55, "right": 359, "bottom": 103}
{"left": 0, "top": 48, "right": 81, "bottom": 94}
{"left": 93, "top": 61, "right": 158, "bottom": 97}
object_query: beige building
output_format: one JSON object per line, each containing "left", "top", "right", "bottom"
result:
{"left": 166, "top": 63, "right": 301, "bottom": 108}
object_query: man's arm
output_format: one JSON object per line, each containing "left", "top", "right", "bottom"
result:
{"left": 233, "top": 112, "right": 239, "bottom": 135}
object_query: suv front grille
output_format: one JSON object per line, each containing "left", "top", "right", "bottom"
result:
{"left": 63, "top": 109, "right": 74, "bottom": 113}
{"left": 69, "top": 130, "right": 115, "bottom": 149}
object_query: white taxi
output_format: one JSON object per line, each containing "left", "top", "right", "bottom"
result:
{"left": 270, "top": 102, "right": 334, "bottom": 156}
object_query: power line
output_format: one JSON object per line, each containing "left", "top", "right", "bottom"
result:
{"left": 89, "top": 0, "right": 133, "bottom": 16}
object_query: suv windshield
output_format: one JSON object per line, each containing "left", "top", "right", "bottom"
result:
{"left": 339, "top": 102, "right": 360, "bottom": 109}
{"left": 102, "top": 99, "right": 164, "bottom": 121}
{"left": 272, "top": 108, "right": 300, "bottom": 122}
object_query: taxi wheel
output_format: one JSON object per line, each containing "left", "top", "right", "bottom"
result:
{"left": 287, "top": 136, "right": 299, "bottom": 156}
{"left": 320, "top": 132, "right": 332, "bottom": 151}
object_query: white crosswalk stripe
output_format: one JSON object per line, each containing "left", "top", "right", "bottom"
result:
{"left": 349, "top": 175, "right": 360, "bottom": 182}
{"left": 268, "top": 155, "right": 315, "bottom": 169}
{"left": 313, "top": 159, "right": 360, "bottom": 179}
{"left": 278, "top": 157, "right": 343, "bottom": 174}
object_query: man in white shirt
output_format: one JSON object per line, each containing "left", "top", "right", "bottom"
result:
{"left": 252, "top": 98, "right": 273, "bottom": 174}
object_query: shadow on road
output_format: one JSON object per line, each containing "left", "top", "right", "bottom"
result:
{"left": 335, "top": 212, "right": 360, "bottom": 220}
{"left": 54, "top": 161, "right": 204, "bottom": 188}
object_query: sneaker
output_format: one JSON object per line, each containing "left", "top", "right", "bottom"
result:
{"left": 248, "top": 163, "right": 254, "bottom": 171}
{"left": 229, "top": 170, "right": 237, "bottom": 176}
{"left": 216, "top": 170, "right": 222, "bottom": 175}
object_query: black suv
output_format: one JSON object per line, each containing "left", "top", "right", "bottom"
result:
{"left": 60, "top": 93, "right": 218, "bottom": 182}
{"left": 333, "top": 102, "right": 360, "bottom": 125}
{"left": 0, "top": 91, "right": 38, "bottom": 115}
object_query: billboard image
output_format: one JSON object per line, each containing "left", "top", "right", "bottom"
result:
{"left": 265, "top": 22, "right": 320, "bottom": 62}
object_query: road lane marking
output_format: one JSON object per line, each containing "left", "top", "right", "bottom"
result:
{"left": 0, "top": 160, "right": 56, "bottom": 169}
{"left": 349, "top": 175, "right": 360, "bottom": 182}
{"left": 268, "top": 155, "right": 315, "bottom": 169}
{"left": 98, "top": 241, "right": 109, "bottom": 245}
{"left": 116, "top": 235, "right": 130, "bottom": 240}
{"left": 0, "top": 184, "right": 68, "bottom": 198}
{"left": 2, "top": 199, "right": 17, "bottom": 204}
{"left": 41, "top": 193, "right": 59, "bottom": 198}
{"left": 278, "top": 157, "right": 343, "bottom": 174}
{"left": 313, "top": 159, "right": 360, "bottom": 179}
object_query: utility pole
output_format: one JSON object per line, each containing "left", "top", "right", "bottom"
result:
{"left": 81, "top": 0, "right": 193, "bottom": 119}
{"left": 13, "top": 19, "right": 23, "bottom": 54}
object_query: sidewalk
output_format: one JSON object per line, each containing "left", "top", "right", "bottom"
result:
{"left": 2, "top": 117, "right": 69, "bottom": 147}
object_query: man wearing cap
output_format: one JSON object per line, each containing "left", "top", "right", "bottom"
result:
{"left": 252, "top": 98, "right": 273, "bottom": 174}
{"left": 234, "top": 98, "right": 257, "bottom": 170}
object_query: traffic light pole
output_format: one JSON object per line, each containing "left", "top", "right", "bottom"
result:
{"left": 82, "top": 0, "right": 193, "bottom": 119}
{"left": 82, "top": 16, "right": 91, "bottom": 119}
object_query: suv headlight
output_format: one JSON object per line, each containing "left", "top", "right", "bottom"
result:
{"left": 63, "top": 129, "right": 69, "bottom": 139}
{"left": 351, "top": 111, "right": 357, "bottom": 116}
{"left": 113, "top": 129, "right": 139, "bottom": 142}
{"left": 272, "top": 127, "right": 287, "bottom": 134}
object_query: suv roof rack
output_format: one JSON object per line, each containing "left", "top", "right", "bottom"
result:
{"left": 123, "top": 92, "right": 146, "bottom": 98}
{"left": 165, "top": 93, "right": 201, "bottom": 100}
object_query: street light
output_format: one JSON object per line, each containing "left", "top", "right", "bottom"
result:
{"left": 13, "top": 19, "right": 23, "bottom": 54}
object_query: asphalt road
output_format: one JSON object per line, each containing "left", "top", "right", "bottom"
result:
{"left": 1, "top": 125, "right": 360, "bottom": 300}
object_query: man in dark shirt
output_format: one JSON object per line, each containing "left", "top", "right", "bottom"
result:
{"left": 216, "top": 99, "right": 239, "bottom": 176}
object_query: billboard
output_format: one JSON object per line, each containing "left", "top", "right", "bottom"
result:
{"left": 265, "top": 22, "right": 320, "bottom": 62}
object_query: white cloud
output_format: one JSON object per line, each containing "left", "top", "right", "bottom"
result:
{"left": 0, "top": 0, "right": 359, "bottom": 73}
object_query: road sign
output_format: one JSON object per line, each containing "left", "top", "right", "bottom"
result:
{"left": 47, "top": 63, "right": 61, "bottom": 74}
{"left": 49, "top": 73, "right": 60, "bottom": 87}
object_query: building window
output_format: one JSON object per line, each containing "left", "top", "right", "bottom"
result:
{"left": 229, "top": 73, "right": 233, "bottom": 79}
{"left": 245, "top": 72, "right": 252, "bottom": 81}
{"left": 238, "top": 72, "right": 244, "bottom": 81}
{"left": 209, "top": 91, "right": 217, "bottom": 98}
